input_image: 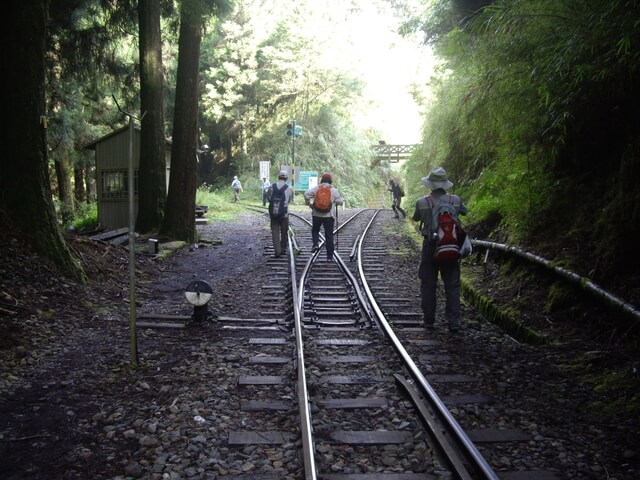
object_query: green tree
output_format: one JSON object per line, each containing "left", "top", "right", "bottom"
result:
{"left": 161, "top": 0, "right": 233, "bottom": 242}
{"left": 136, "top": 0, "right": 168, "bottom": 233}
{"left": 403, "top": 0, "right": 640, "bottom": 278}
{"left": 46, "top": 0, "right": 144, "bottom": 222}
{"left": 2, "top": 0, "right": 84, "bottom": 280}
{"left": 198, "top": 0, "right": 385, "bottom": 203}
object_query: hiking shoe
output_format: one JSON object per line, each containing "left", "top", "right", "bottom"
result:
{"left": 311, "top": 246, "right": 320, "bottom": 253}
{"left": 424, "top": 321, "right": 435, "bottom": 330}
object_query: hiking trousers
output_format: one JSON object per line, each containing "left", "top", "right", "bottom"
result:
{"left": 270, "top": 216, "right": 289, "bottom": 256}
{"left": 392, "top": 198, "right": 406, "bottom": 218}
{"left": 311, "top": 216, "right": 335, "bottom": 260}
{"left": 418, "top": 239, "right": 461, "bottom": 328}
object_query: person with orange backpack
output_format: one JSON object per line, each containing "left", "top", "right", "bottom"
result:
{"left": 304, "top": 172, "right": 344, "bottom": 261}
{"left": 412, "top": 167, "right": 468, "bottom": 332}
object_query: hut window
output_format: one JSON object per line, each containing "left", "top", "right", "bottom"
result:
{"left": 101, "top": 170, "right": 138, "bottom": 199}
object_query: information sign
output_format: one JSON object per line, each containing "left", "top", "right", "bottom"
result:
{"left": 297, "top": 171, "right": 318, "bottom": 191}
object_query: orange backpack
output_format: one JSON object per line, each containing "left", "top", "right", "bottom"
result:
{"left": 313, "top": 184, "right": 333, "bottom": 213}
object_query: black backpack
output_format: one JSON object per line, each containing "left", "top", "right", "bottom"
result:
{"left": 269, "top": 184, "right": 289, "bottom": 218}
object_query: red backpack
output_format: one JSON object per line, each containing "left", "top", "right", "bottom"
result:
{"left": 426, "top": 195, "right": 466, "bottom": 264}
{"left": 313, "top": 184, "right": 333, "bottom": 213}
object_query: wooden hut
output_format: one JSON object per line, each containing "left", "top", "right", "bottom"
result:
{"left": 85, "top": 126, "right": 171, "bottom": 229}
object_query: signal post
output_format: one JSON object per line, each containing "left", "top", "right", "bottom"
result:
{"left": 286, "top": 120, "right": 302, "bottom": 194}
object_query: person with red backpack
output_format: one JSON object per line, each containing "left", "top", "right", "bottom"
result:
{"left": 304, "top": 172, "right": 344, "bottom": 261}
{"left": 412, "top": 166, "right": 468, "bottom": 332}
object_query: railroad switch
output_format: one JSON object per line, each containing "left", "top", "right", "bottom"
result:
{"left": 185, "top": 280, "right": 213, "bottom": 323}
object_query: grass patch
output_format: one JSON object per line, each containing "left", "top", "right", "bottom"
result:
{"left": 196, "top": 188, "right": 251, "bottom": 222}
{"left": 461, "top": 273, "right": 547, "bottom": 345}
{"left": 196, "top": 186, "right": 312, "bottom": 222}
{"left": 156, "top": 241, "right": 187, "bottom": 261}
{"left": 559, "top": 353, "right": 640, "bottom": 419}
{"left": 70, "top": 203, "right": 98, "bottom": 230}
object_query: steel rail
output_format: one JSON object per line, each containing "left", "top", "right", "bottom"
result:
{"left": 356, "top": 210, "right": 499, "bottom": 480}
{"left": 291, "top": 209, "right": 370, "bottom": 312}
{"left": 286, "top": 232, "right": 317, "bottom": 480}
{"left": 289, "top": 208, "right": 373, "bottom": 479}
{"left": 332, "top": 251, "right": 374, "bottom": 325}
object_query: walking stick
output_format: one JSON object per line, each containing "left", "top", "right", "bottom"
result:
{"left": 335, "top": 203, "right": 339, "bottom": 253}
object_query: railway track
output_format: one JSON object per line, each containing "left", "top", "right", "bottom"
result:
{"left": 3, "top": 207, "right": 633, "bottom": 479}
{"left": 215, "top": 208, "right": 560, "bottom": 479}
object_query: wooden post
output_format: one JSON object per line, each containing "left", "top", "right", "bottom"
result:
{"left": 114, "top": 95, "right": 145, "bottom": 367}
{"left": 127, "top": 116, "right": 138, "bottom": 367}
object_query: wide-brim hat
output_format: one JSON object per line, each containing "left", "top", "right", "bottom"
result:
{"left": 421, "top": 166, "right": 453, "bottom": 190}
{"left": 278, "top": 170, "right": 289, "bottom": 179}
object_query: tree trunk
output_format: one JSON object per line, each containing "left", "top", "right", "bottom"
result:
{"left": 136, "top": 0, "right": 167, "bottom": 233}
{"left": 160, "top": 1, "right": 205, "bottom": 243}
{"left": 74, "top": 159, "right": 86, "bottom": 205}
{"left": 54, "top": 152, "right": 75, "bottom": 224}
{"left": 85, "top": 161, "right": 96, "bottom": 202}
{"left": 1, "top": 0, "right": 84, "bottom": 281}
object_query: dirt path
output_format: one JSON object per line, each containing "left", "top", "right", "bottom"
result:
{"left": 0, "top": 211, "right": 272, "bottom": 478}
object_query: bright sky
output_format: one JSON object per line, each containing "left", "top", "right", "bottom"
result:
{"left": 251, "top": 0, "right": 435, "bottom": 145}
{"left": 319, "top": 2, "right": 435, "bottom": 145}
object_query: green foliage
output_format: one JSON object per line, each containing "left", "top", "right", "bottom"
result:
{"left": 197, "top": 0, "right": 388, "bottom": 205}
{"left": 459, "top": 153, "right": 551, "bottom": 238}
{"left": 544, "top": 281, "right": 578, "bottom": 315}
{"left": 588, "top": 367, "right": 640, "bottom": 418}
{"left": 40, "top": 0, "right": 398, "bottom": 241}
{"left": 402, "top": 0, "right": 640, "bottom": 279}
{"left": 253, "top": 106, "right": 380, "bottom": 207}
{"left": 70, "top": 203, "right": 98, "bottom": 230}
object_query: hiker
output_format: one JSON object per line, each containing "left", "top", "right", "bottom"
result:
{"left": 231, "top": 176, "right": 242, "bottom": 202}
{"left": 412, "top": 166, "right": 468, "bottom": 332}
{"left": 261, "top": 176, "right": 271, "bottom": 206}
{"left": 388, "top": 179, "right": 407, "bottom": 219}
{"left": 304, "top": 172, "right": 344, "bottom": 261}
{"left": 267, "top": 170, "right": 294, "bottom": 258}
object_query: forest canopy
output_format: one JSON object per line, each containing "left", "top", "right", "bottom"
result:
{"left": 400, "top": 0, "right": 640, "bottom": 284}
